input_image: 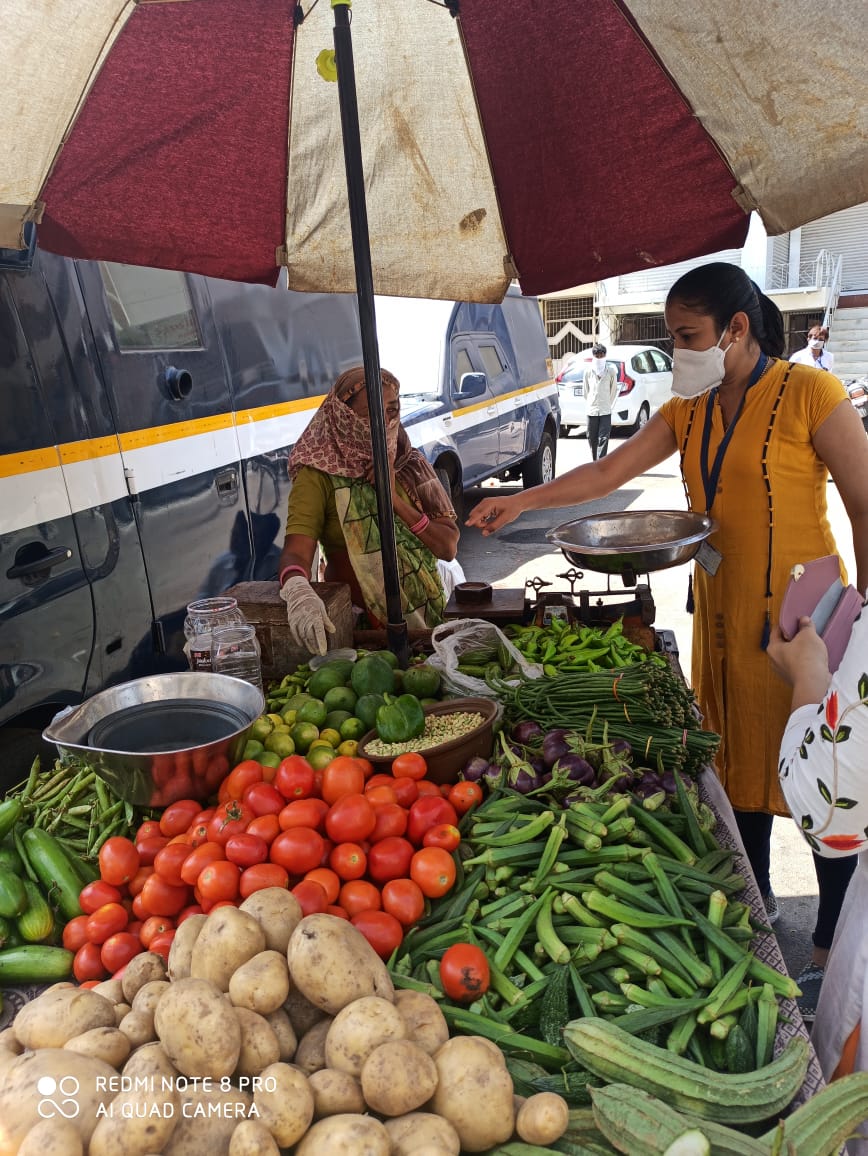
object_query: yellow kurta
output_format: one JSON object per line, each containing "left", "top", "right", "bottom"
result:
{"left": 659, "top": 359, "right": 848, "bottom": 814}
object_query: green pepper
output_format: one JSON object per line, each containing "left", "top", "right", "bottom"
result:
{"left": 375, "top": 693, "right": 426, "bottom": 743}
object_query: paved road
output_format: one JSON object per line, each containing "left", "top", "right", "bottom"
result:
{"left": 457, "top": 429, "right": 858, "bottom": 982}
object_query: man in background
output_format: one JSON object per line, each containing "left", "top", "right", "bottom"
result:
{"left": 790, "top": 324, "right": 836, "bottom": 373}
{"left": 583, "top": 342, "right": 619, "bottom": 460}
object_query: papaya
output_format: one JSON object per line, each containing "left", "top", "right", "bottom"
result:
{"left": 350, "top": 654, "right": 396, "bottom": 697}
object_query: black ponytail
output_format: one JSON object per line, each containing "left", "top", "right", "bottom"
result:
{"left": 666, "top": 262, "right": 785, "bottom": 358}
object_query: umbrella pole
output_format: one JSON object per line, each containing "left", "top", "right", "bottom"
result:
{"left": 332, "top": 1, "right": 410, "bottom": 667}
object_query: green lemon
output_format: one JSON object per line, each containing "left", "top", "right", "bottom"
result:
{"left": 367, "top": 648, "right": 400, "bottom": 669}
{"left": 291, "top": 721, "right": 321, "bottom": 755}
{"left": 249, "top": 717, "right": 274, "bottom": 742}
{"left": 337, "top": 740, "right": 359, "bottom": 758}
{"left": 307, "top": 745, "right": 336, "bottom": 771}
{"left": 297, "top": 699, "right": 329, "bottom": 728}
{"left": 264, "top": 731, "right": 296, "bottom": 758}
{"left": 325, "top": 709, "right": 353, "bottom": 732}
{"left": 281, "top": 708, "right": 298, "bottom": 727}
{"left": 323, "top": 685, "right": 358, "bottom": 714}
{"left": 257, "top": 751, "right": 282, "bottom": 769}
{"left": 307, "top": 664, "right": 351, "bottom": 700}
{"left": 318, "top": 727, "right": 342, "bottom": 749}
{"left": 242, "top": 739, "right": 264, "bottom": 760}
{"left": 339, "top": 716, "right": 368, "bottom": 741}
{"left": 285, "top": 692, "right": 314, "bottom": 713}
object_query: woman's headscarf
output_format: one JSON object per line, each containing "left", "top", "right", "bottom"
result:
{"left": 289, "top": 366, "right": 456, "bottom": 521}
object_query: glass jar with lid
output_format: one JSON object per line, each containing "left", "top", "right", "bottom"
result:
{"left": 183, "top": 596, "right": 246, "bottom": 672}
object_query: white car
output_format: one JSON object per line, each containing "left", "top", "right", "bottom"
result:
{"left": 556, "top": 343, "right": 673, "bottom": 436}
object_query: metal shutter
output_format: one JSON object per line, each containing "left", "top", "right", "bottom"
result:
{"left": 800, "top": 204, "right": 868, "bottom": 292}
{"left": 615, "top": 249, "right": 745, "bottom": 295}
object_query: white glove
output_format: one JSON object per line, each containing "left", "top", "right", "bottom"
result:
{"left": 279, "top": 575, "right": 336, "bottom": 656}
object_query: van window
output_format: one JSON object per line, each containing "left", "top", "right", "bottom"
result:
{"left": 479, "top": 344, "right": 505, "bottom": 378}
{"left": 454, "top": 349, "right": 475, "bottom": 385}
{"left": 0, "top": 284, "right": 45, "bottom": 455}
{"left": 99, "top": 263, "right": 202, "bottom": 351}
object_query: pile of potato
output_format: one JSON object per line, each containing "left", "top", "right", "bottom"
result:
{"left": 0, "top": 893, "right": 569, "bottom": 1155}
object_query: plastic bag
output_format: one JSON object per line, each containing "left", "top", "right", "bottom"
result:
{"left": 428, "top": 617, "right": 543, "bottom": 698}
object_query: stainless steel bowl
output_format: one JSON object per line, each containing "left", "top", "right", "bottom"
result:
{"left": 546, "top": 510, "right": 718, "bottom": 576}
{"left": 43, "top": 672, "right": 264, "bottom": 806}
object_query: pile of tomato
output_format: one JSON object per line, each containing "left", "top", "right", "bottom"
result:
{"left": 62, "top": 752, "right": 483, "bottom": 983}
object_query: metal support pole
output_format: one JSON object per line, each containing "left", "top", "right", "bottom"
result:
{"left": 333, "top": 1, "right": 410, "bottom": 665}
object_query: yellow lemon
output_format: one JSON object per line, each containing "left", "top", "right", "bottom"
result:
{"left": 264, "top": 731, "right": 296, "bottom": 758}
{"left": 281, "top": 708, "right": 298, "bottom": 727}
{"left": 249, "top": 717, "right": 274, "bottom": 743}
{"left": 291, "top": 721, "right": 320, "bottom": 755}
{"left": 337, "top": 740, "right": 359, "bottom": 758}
{"left": 318, "top": 728, "right": 342, "bottom": 749}
{"left": 242, "top": 739, "right": 264, "bottom": 760}
{"left": 307, "top": 745, "right": 336, "bottom": 771}
{"left": 266, "top": 712, "right": 285, "bottom": 728}
{"left": 339, "top": 717, "right": 367, "bottom": 741}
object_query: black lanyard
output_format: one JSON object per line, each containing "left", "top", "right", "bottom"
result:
{"left": 699, "top": 354, "right": 768, "bottom": 514}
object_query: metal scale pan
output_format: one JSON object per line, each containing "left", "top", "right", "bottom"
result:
{"left": 545, "top": 510, "right": 718, "bottom": 584}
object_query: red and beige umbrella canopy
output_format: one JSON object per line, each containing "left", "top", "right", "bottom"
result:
{"left": 3, "top": 0, "right": 866, "bottom": 301}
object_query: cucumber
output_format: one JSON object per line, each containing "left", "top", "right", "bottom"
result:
{"left": 0, "top": 867, "right": 27, "bottom": 918}
{"left": 20, "top": 829, "right": 84, "bottom": 921}
{"left": 0, "top": 799, "right": 22, "bottom": 843}
{"left": 0, "top": 840, "right": 25, "bottom": 876}
{"left": 0, "top": 915, "right": 12, "bottom": 949}
{"left": 16, "top": 880, "right": 55, "bottom": 943}
{"left": 0, "top": 945, "right": 73, "bottom": 984}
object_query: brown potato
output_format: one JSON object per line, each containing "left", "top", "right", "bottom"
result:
{"left": 384, "top": 1113, "right": 461, "bottom": 1156}
{"left": 121, "top": 1041, "right": 178, "bottom": 1084}
{"left": 91, "top": 977, "right": 125, "bottom": 1005}
{"left": 238, "top": 888, "right": 303, "bottom": 954}
{"left": 515, "top": 1091, "right": 570, "bottom": 1146}
{"left": 283, "top": 986, "right": 327, "bottom": 1038}
{"left": 167, "top": 913, "right": 207, "bottom": 981}
{"left": 64, "top": 1026, "right": 131, "bottom": 1069}
{"left": 251, "top": 1062, "right": 314, "bottom": 1149}
{"left": 228, "top": 951, "right": 290, "bottom": 1015}
{"left": 88, "top": 1083, "right": 179, "bottom": 1156}
{"left": 131, "top": 979, "right": 170, "bottom": 1019}
{"left": 308, "top": 1068, "right": 366, "bottom": 1118}
{"left": 430, "top": 1036, "right": 515, "bottom": 1152}
{"left": 163, "top": 1085, "right": 253, "bottom": 1156}
{"left": 324, "top": 996, "right": 406, "bottom": 1077}
{"left": 228, "top": 1118, "right": 280, "bottom": 1156}
{"left": 263, "top": 1008, "right": 297, "bottom": 1062}
{"left": 17, "top": 1118, "right": 84, "bottom": 1156}
{"left": 154, "top": 977, "right": 241, "bottom": 1079}
{"left": 286, "top": 914, "right": 394, "bottom": 1014}
{"left": 360, "top": 1039, "right": 438, "bottom": 1116}
{"left": 118, "top": 1009, "right": 156, "bottom": 1049}
{"left": 293, "top": 1113, "right": 390, "bottom": 1155}
{"left": 393, "top": 990, "right": 450, "bottom": 1056}
{"left": 293, "top": 1018, "right": 332, "bottom": 1075}
{"left": 190, "top": 908, "right": 266, "bottom": 991}
{"left": 13, "top": 987, "right": 116, "bottom": 1050}
{"left": 233, "top": 1008, "right": 281, "bottom": 1080}
{"left": 121, "top": 951, "right": 167, "bottom": 1003}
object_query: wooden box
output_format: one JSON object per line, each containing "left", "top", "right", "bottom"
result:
{"left": 226, "top": 581, "right": 354, "bottom": 680}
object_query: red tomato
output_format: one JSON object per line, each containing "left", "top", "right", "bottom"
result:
{"left": 369, "top": 802, "right": 408, "bottom": 843}
{"left": 85, "top": 902, "right": 129, "bottom": 945}
{"left": 139, "top": 873, "right": 191, "bottom": 917}
{"left": 448, "top": 781, "right": 484, "bottom": 815}
{"left": 410, "top": 846, "right": 457, "bottom": 898}
{"left": 364, "top": 784, "right": 399, "bottom": 807}
{"left": 135, "top": 835, "right": 170, "bottom": 866}
{"left": 153, "top": 842, "right": 192, "bottom": 888}
{"left": 239, "top": 863, "right": 289, "bottom": 898}
{"left": 207, "top": 800, "right": 255, "bottom": 845}
{"left": 325, "top": 793, "right": 376, "bottom": 844}
{"left": 365, "top": 774, "right": 398, "bottom": 791}
{"left": 278, "top": 798, "right": 329, "bottom": 832}
{"left": 243, "top": 781, "right": 286, "bottom": 816}
{"left": 338, "top": 879, "right": 382, "bottom": 917}
{"left": 100, "top": 931, "right": 142, "bottom": 973}
{"left": 390, "top": 777, "right": 420, "bottom": 809}
{"left": 224, "top": 759, "right": 264, "bottom": 800}
{"left": 135, "top": 819, "right": 162, "bottom": 842}
{"left": 350, "top": 910, "right": 403, "bottom": 960}
{"left": 274, "top": 755, "right": 316, "bottom": 801}
{"left": 422, "top": 823, "right": 461, "bottom": 853}
{"left": 158, "top": 799, "right": 203, "bottom": 838}
{"left": 291, "top": 879, "right": 329, "bottom": 916}
{"left": 179, "top": 841, "right": 225, "bottom": 887}
{"left": 197, "top": 859, "right": 241, "bottom": 903}
{"left": 176, "top": 904, "right": 205, "bottom": 923}
{"left": 147, "top": 930, "right": 176, "bottom": 962}
{"left": 127, "top": 866, "right": 154, "bottom": 898}
{"left": 439, "top": 942, "right": 491, "bottom": 1003}
{"left": 366, "top": 836, "right": 414, "bottom": 884}
{"left": 61, "top": 914, "right": 91, "bottom": 952}
{"left": 79, "top": 881, "right": 123, "bottom": 914}
{"left": 139, "top": 916, "right": 174, "bottom": 948}
{"left": 98, "top": 837, "right": 140, "bottom": 887}
{"left": 225, "top": 833, "right": 269, "bottom": 868}
{"left": 321, "top": 758, "right": 366, "bottom": 805}
{"left": 131, "top": 893, "right": 149, "bottom": 922}
{"left": 326, "top": 904, "right": 350, "bottom": 920}
{"left": 73, "top": 941, "right": 107, "bottom": 982}
{"left": 381, "top": 878, "right": 425, "bottom": 927}
{"left": 303, "top": 868, "right": 341, "bottom": 905}
{"left": 391, "top": 752, "right": 428, "bottom": 781}
{"left": 329, "top": 842, "right": 368, "bottom": 882}
{"left": 406, "top": 796, "right": 458, "bottom": 846}
{"left": 246, "top": 814, "right": 281, "bottom": 844}
{"left": 415, "top": 780, "right": 442, "bottom": 797}
{"left": 270, "top": 827, "right": 325, "bottom": 875}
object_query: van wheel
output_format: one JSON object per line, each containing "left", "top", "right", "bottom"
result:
{"left": 629, "top": 403, "right": 650, "bottom": 436}
{"left": 436, "top": 465, "right": 464, "bottom": 521}
{"left": 523, "top": 429, "right": 556, "bottom": 489}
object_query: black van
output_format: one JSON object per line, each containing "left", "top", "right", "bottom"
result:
{"left": 0, "top": 242, "right": 556, "bottom": 781}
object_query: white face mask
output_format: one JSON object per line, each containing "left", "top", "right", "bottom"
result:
{"left": 808, "top": 338, "right": 825, "bottom": 350}
{"left": 671, "top": 327, "right": 733, "bottom": 399}
{"left": 593, "top": 357, "right": 607, "bottom": 373}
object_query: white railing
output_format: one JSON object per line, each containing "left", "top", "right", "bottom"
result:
{"left": 768, "top": 248, "right": 841, "bottom": 293}
{"left": 822, "top": 254, "right": 844, "bottom": 331}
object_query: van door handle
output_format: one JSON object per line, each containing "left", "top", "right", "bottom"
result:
{"left": 216, "top": 468, "right": 239, "bottom": 497}
{"left": 7, "top": 546, "right": 72, "bottom": 579}
{"left": 486, "top": 406, "right": 497, "bottom": 416}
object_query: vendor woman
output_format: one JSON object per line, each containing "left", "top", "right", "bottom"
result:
{"left": 278, "top": 366, "right": 460, "bottom": 655}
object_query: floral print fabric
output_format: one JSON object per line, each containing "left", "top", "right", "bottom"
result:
{"left": 778, "top": 608, "right": 868, "bottom": 857}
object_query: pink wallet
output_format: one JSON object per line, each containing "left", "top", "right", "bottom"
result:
{"left": 779, "top": 555, "right": 864, "bottom": 673}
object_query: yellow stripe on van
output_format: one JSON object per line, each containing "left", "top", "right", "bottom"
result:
{"left": 0, "top": 445, "right": 63, "bottom": 478}
{"left": 118, "top": 413, "right": 235, "bottom": 452}
{"left": 59, "top": 436, "right": 122, "bottom": 465}
{"left": 234, "top": 396, "right": 325, "bottom": 425}
{"left": 448, "top": 378, "right": 555, "bottom": 419}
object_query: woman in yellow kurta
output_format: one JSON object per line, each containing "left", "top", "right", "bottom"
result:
{"left": 467, "top": 263, "right": 868, "bottom": 1017}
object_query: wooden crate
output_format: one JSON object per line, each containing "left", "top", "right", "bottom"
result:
{"left": 226, "top": 581, "right": 354, "bottom": 680}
